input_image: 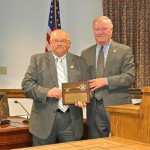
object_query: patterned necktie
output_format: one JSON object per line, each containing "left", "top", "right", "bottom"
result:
{"left": 97, "top": 46, "right": 104, "bottom": 77}
{"left": 56, "top": 57, "right": 69, "bottom": 112}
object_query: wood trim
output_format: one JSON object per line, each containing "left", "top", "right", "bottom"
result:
{"left": 129, "top": 88, "right": 142, "bottom": 99}
{"left": 0, "top": 88, "right": 143, "bottom": 99}
{"left": 0, "top": 89, "right": 26, "bottom": 98}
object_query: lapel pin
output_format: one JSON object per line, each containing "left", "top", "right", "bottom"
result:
{"left": 70, "top": 66, "right": 74, "bottom": 68}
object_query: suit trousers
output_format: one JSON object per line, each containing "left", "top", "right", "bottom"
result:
{"left": 88, "top": 99, "right": 110, "bottom": 138}
{"left": 32, "top": 110, "right": 76, "bottom": 146}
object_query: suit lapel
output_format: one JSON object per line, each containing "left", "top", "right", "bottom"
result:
{"left": 91, "top": 45, "right": 97, "bottom": 72}
{"left": 89, "top": 45, "right": 97, "bottom": 78}
{"left": 104, "top": 41, "right": 117, "bottom": 76}
{"left": 47, "top": 52, "right": 58, "bottom": 86}
{"left": 66, "top": 53, "right": 76, "bottom": 82}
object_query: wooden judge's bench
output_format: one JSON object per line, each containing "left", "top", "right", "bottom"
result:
{"left": 106, "top": 86, "right": 150, "bottom": 144}
{"left": 1, "top": 88, "right": 150, "bottom": 149}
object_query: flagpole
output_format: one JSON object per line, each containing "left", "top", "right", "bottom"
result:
{"left": 54, "top": 0, "right": 57, "bottom": 29}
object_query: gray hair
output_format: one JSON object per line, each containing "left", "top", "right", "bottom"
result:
{"left": 92, "top": 16, "right": 113, "bottom": 29}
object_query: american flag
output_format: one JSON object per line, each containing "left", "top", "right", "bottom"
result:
{"left": 45, "top": 0, "right": 61, "bottom": 52}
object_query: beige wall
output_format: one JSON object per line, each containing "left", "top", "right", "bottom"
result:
{"left": 0, "top": 0, "right": 103, "bottom": 89}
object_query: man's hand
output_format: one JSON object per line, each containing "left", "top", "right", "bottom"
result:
{"left": 75, "top": 101, "right": 87, "bottom": 108}
{"left": 47, "top": 87, "right": 62, "bottom": 99}
{"left": 89, "top": 78, "right": 107, "bottom": 91}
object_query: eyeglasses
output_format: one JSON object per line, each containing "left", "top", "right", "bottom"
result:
{"left": 51, "top": 39, "right": 69, "bottom": 44}
{"left": 94, "top": 27, "right": 112, "bottom": 32}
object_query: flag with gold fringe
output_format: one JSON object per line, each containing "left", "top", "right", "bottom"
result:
{"left": 45, "top": 0, "right": 61, "bottom": 52}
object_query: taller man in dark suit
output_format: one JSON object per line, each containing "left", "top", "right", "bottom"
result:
{"left": 22, "top": 29, "right": 89, "bottom": 146}
{"left": 81, "top": 16, "right": 135, "bottom": 138}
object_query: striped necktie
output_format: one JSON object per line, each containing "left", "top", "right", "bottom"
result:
{"left": 56, "top": 57, "right": 69, "bottom": 112}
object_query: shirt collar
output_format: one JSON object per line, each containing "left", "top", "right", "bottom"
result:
{"left": 52, "top": 53, "right": 66, "bottom": 61}
{"left": 97, "top": 39, "right": 111, "bottom": 50}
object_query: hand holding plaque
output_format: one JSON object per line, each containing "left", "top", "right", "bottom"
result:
{"left": 62, "top": 81, "right": 90, "bottom": 104}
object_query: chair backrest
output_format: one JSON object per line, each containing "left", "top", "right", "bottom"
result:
{"left": 0, "top": 92, "right": 10, "bottom": 121}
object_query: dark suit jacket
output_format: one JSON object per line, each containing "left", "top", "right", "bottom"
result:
{"left": 81, "top": 40, "right": 135, "bottom": 126}
{"left": 22, "top": 51, "right": 89, "bottom": 139}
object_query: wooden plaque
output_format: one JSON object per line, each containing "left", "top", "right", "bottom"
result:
{"left": 62, "top": 81, "right": 90, "bottom": 104}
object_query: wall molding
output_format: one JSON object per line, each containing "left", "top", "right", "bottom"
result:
{"left": 0, "top": 88, "right": 142, "bottom": 99}
{"left": 0, "top": 89, "right": 26, "bottom": 98}
{"left": 129, "top": 88, "right": 142, "bottom": 99}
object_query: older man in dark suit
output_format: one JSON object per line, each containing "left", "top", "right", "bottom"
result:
{"left": 22, "top": 29, "right": 89, "bottom": 146}
{"left": 81, "top": 16, "right": 135, "bottom": 138}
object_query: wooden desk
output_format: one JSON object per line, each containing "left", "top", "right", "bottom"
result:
{"left": 0, "top": 117, "right": 88, "bottom": 150}
{"left": 106, "top": 86, "right": 150, "bottom": 144}
{"left": 0, "top": 117, "right": 32, "bottom": 150}
{"left": 12, "top": 137, "right": 150, "bottom": 150}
